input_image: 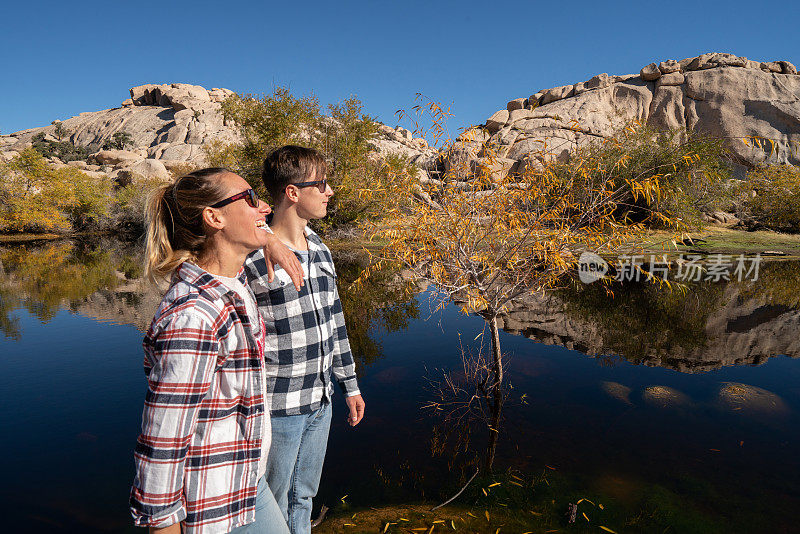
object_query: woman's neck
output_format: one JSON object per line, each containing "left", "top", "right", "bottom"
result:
{"left": 195, "top": 242, "right": 247, "bottom": 278}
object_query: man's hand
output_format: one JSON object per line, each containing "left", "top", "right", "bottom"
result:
{"left": 263, "top": 233, "right": 304, "bottom": 290}
{"left": 345, "top": 394, "right": 365, "bottom": 427}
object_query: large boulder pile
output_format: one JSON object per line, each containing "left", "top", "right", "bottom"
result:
{"left": 0, "top": 83, "right": 432, "bottom": 182}
{"left": 462, "top": 53, "right": 800, "bottom": 177}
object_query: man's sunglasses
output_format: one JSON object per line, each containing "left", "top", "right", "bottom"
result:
{"left": 210, "top": 188, "right": 260, "bottom": 209}
{"left": 290, "top": 178, "right": 329, "bottom": 193}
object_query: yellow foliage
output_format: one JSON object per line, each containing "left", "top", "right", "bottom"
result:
{"left": 0, "top": 148, "right": 113, "bottom": 233}
{"left": 359, "top": 98, "right": 685, "bottom": 317}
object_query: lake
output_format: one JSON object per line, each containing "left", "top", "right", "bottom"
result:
{"left": 0, "top": 238, "right": 798, "bottom": 533}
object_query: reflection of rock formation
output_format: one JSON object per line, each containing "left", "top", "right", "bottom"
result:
{"left": 496, "top": 283, "right": 800, "bottom": 372}
{"left": 72, "top": 279, "right": 164, "bottom": 332}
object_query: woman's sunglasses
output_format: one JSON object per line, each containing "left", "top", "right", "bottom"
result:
{"left": 291, "top": 178, "right": 329, "bottom": 193}
{"left": 210, "top": 188, "right": 260, "bottom": 208}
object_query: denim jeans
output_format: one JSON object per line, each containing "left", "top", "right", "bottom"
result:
{"left": 228, "top": 474, "right": 290, "bottom": 534}
{"left": 266, "top": 402, "right": 332, "bottom": 534}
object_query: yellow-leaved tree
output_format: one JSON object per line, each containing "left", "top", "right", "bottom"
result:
{"left": 359, "top": 99, "right": 710, "bottom": 472}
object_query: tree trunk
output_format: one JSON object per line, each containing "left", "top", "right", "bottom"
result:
{"left": 484, "top": 313, "right": 503, "bottom": 472}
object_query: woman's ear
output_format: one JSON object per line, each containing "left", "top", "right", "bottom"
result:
{"left": 202, "top": 206, "right": 226, "bottom": 230}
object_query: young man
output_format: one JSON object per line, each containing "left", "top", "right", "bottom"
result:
{"left": 243, "top": 145, "right": 365, "bottom": 534}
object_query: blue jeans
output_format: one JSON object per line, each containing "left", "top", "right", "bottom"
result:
{"left": 228, "top": 474, "right": 290, "bottom": 534}
{"left": 266, "top": 402, "right": 332, "bottom": 534}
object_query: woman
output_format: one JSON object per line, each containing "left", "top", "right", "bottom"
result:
{"left": 130, "top": 168, "right": 290, "bottom": 534}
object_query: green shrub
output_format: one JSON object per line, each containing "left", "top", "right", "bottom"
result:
{"left": 110, "top": 176, "right": 164, "bottom": 233}
{"left": 31, "top": 132, "right": 91, "bottom": 162}
{"left": 206, "top": 87, "right": 416, "bottom": 230}
{"left": 738, "top": 164, "right": 800, "bottom": 232}
{"left": 547, "top": 124, "right": 734, "bottom": 228}
{"left": 102, "top": 131, "right": 133, "bottom": 150}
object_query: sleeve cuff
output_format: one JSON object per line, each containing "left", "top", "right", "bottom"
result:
{"left": 338, "top": 377, "right": 361, "bottom": 397}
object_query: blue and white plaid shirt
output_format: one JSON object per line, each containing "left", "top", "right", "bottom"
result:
{"left": 244, "top": 227, "right": 360, "bottom": 416}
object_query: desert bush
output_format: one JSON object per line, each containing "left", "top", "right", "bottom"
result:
{"left": 547, "top": 124, "right": 733, "bottom": 228}
{"left": 164, "top": 161, "right": 201, "bottom": 180}
{"left": 211, "top": 87, "right": 321, "bottom": 182}
{"left": 737, "top": 164, "right": 800, "bottom": 232}
{"left": 110, "top": 176, "right": 164, "bottom": 233}
{"left": 0, "top": 148, "right": 113, "bottom": 232}
{"left": 102, "top": 131, "right": 134, "bottom": 150}
{"left": 31, "top": 132, "right": 91, "bottom": 162}
{"left": 207, "top": 87, "right": 415, "bottom": 229}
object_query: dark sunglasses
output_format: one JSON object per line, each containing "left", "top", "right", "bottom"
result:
{"left": 290, "top": 178, "right": 329, "bottom": 193}
{"left": 210, "top": 188, "right": 260, "bottom": 209}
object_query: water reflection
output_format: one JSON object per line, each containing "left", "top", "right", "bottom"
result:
{"left": 1, "top": 239, "right": 798, "bottom": 532}
{"left": 0, "top": 240, "right": 419, "bottom": 367}
{"left": 495, "top": 262, "right": 800, "bottom": 372}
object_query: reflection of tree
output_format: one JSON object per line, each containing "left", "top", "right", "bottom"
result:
{"left": 558, "top": 278, "right": 725, "bottom": 363}
{"left": 0, "top": 288, "right": 22, "bottom": 340}
{"left": 736, "top": 261, "right": 800, "bottom": 308}
{"left": 425, "top": 339, "right": 512, "bottom": 474}
{"left": 0, "top": 240, "right": 142, "bottom": 337}
{"left": 333, "top": 250, "right": 418, "bottom": 370}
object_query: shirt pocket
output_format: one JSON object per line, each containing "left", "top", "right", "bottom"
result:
{"left": 264, "top": 278, "right": 304, "bottom": 334}
{"left": 317, "top": 262, "right": 337, "bottom": 309}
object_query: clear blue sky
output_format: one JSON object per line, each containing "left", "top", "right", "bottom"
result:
{"left": 2, "top": 0, "right": 798, "bottom": 136}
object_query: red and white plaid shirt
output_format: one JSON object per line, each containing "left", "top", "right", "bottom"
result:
{"left": 130, "top": 262, "right": 268, "bottom": 534}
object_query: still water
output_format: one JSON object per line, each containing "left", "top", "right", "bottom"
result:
{"left": 0, "top": 239, "right": 798, "bottom": 532}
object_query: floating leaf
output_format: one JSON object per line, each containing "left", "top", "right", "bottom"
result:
{"left": 599, "top": 527, "right": 618, "bottom": 533}
{"left": 488, "top": 482, "right": 501, "bottom": 488}
{"left": 582, "top": 512, "right": 590, "bottom": 522}
{"left": 485, "top": 510, "right": 490, "bottom": 522}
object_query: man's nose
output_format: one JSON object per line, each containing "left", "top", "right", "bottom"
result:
{"left": 258, "top": 199, "right": 272, "bottom": 214}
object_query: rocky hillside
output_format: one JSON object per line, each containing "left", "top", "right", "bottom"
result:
{"left": 466, "top": 52, "right": 800, "bottom": 177}
{"left": 0, "top": 83, "right": 431, "bottom": 182}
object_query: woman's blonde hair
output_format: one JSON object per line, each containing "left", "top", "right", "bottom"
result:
{"left": 144, "top": 167, "right": 232, "bottom": 284}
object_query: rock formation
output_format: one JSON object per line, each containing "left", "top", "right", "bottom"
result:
{"left": 466, "top": 53, "right": 800, "bottom": 175}
{"left": 0, "top": 83, "right": 431, "bottom": 182}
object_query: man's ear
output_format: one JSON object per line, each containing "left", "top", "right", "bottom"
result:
{"left": 202, "top": 206, "right": 226, "bottom": 230}
{"left": 284, "top": 185, "right": 300, "bottom": 204}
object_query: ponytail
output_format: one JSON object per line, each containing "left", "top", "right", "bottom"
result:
{"left": 143, "top": 168, "right": 231, "bottom": 284}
